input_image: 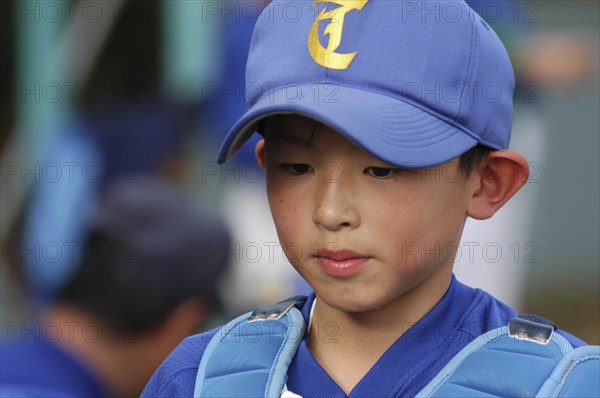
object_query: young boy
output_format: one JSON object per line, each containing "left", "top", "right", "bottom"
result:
{"left": 143, "top": 1, "right": 590, "bottom": 396}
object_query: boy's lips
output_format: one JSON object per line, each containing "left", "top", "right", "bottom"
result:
{"left": 315, "top": 249, "right": 371, "bottom": 277}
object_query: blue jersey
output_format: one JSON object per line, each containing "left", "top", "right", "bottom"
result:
{"left": 0, "top": 335, "right": 107, "bottom": 397}
{"left": 142, "top": 275, "right": 586, "bottom": 397}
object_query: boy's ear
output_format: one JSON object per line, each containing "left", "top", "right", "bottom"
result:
{"left": 467, "top": 150, "right": 530, "bottom": 220}
{"left": 255, "top": 139, "right": 266, "bottom": 170}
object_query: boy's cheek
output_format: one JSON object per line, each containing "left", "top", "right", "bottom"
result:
{"left": 269, "top": 198, "right": 302, "bottom": 235}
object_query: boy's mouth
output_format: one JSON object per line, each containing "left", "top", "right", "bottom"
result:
{"left": 315, "top": 249, "right": 371, "bottom": 277}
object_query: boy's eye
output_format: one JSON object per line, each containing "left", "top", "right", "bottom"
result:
{"left": 282, "top": 163, "right": 313, "bottom": 175}
{"left": 365, "top": 167, "right": 396, "bottom": 179}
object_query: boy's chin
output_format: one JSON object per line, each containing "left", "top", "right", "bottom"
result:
{"left": 314, "top": 288, "right": 398, "bottom": 314}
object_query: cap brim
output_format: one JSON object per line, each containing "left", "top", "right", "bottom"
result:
{"left": 218, "top": 84, "right": 478, "bottom": 168}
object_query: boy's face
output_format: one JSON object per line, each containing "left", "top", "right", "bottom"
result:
{"left": 259, "top": 115, "right": 477, "bottom": 313}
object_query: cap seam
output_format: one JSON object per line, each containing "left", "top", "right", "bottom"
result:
{"left": 245, "top": 2, "right": 270, "bottom": 101}
{"left": 455, "top": 7, "right": 478, "bottom": 123}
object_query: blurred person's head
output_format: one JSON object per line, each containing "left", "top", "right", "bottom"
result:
{"left": 11, "top": 178, "right": 231, "bottom": 397}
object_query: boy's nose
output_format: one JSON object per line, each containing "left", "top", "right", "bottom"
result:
{"left": 312, "top": 177, "right": 360, "bottom": 231}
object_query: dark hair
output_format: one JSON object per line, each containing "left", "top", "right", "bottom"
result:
{"left": 56, "top": 232, "right": 165, "bottom": 335}
{"left": 459, "top": 144, "right": 491, "bottom": 176}
{"left": 54, "top": 179, "right": 231, "bottom": 336}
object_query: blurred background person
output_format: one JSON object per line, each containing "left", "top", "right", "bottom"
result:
{"left": 1, "top": 177, "right": 231, "bottom": 397}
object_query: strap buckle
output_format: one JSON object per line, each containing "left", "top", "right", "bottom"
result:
{"left": 508, "top": 314, "right": 556, "bottom": 345}
{"left": 248, "top": 296, "right": 306, "bottom": 323}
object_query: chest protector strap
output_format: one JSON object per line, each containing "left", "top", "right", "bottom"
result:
{"left": 194, "top": 296, "right": 307, "bottom": 398}
{"left": 195, "top": 304, "right": 599, "bottom": 398}
{"left": 416, "top": 314, "right": 600, "bottom": 397}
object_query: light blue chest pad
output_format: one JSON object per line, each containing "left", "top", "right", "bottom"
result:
{"left": 194, "top": 299, "right": 599, "bottom": 398}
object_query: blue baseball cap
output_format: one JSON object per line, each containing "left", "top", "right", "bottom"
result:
{"left": 218, "top": 0, "right": 515, "bottom": 168}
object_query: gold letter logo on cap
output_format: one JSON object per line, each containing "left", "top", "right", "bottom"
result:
{"left": 308, "top": 0, "right": 369, "bottom": 70}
